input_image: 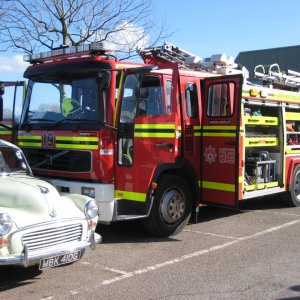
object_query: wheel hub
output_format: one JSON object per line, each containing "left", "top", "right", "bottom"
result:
{"left": 160, "top": 189, "right": 185, "bottom": 224}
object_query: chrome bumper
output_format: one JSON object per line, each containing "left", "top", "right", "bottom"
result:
{"left": 0, "top": 232, "right": 102, "bottom": 268}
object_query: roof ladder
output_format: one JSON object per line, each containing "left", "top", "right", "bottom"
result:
{"left": 138, "top": 42, "right": 198, "bottom": 69}
{"left": 138, "top": 42, "right": 248, "bottom": 78}
{"left": 254, "top": 63, "right": 300, "bottom": 90}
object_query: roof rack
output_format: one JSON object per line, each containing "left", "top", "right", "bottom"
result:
{"left": 138, "top": 42, "right": 248, "bottom": 78}
{"left": 254, "top": 63, "right": 300, "bottom": 90}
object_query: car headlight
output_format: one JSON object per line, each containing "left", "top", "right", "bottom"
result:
{"left": 84, "top": 200, "right": 99, "bottom": 219}
{"left": 0, "top": 213, "right": 13, "bottom": 235}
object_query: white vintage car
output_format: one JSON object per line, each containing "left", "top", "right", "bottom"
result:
{"left": 0, "top": 139, "right": 101, "bottom": 270}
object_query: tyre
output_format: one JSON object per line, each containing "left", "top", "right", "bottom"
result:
{"left": 144, "top": 175, "right": 192, "bottom": 237}
{"left": 285, "top": 164, "right": 300, "bottom": 207}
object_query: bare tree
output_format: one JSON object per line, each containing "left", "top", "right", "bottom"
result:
{"left": 0, "top": 0, "right": 168, "bottom": 60}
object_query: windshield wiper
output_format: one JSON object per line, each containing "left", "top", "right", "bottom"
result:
{"left": 52, "top": 118, "right": 117, "bottom": 131}
{"left": 52, "top": 118, "right": 85, "bottom": 128}
{"left": 21, "top": 118, "right": 56, "bottom": 131}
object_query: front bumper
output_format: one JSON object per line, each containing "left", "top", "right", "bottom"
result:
{"left": 0, "top": 231, "right": 101, "bottom": 268}
{"left": 51, "top": 179, "right": 115, "bottom": 223}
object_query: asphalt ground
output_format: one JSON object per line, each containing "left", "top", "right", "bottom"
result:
{"left": 1, "top": 195, "right": 300, "bottom": 300}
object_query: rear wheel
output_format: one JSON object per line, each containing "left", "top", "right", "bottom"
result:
{"left": 144, "top": 175, "right": 192, "bottom": 237}
{"left": 284, "top": 165, "right": 300, "bottom": 207}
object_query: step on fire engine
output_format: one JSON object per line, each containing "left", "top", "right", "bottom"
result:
{"left": 16, "top": 41, "right": 300, "bottom": 237}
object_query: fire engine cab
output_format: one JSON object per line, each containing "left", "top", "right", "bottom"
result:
{"left": 18, "top": 41, "right": 300, "bottom": 237}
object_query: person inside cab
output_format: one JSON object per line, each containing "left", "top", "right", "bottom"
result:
{"left": 61, "top": 97, "right": 82, "bottom": 117}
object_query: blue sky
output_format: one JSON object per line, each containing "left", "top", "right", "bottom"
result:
{"left": 1, "top": 0, "right": 300, "bottom": 81}
{"left": 153, "top": 0, "right": 300, "bottom": 57}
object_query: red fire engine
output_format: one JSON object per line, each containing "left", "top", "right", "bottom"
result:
{"left": 18, "top": 42, "right": 300, "bottom": 237}
{"left": 0, "top": 81, "right": 25, "bottom": 143}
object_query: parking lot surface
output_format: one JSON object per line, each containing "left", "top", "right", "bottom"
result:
{"left": 1, "top": 196, "right": 300, "bottom": 300}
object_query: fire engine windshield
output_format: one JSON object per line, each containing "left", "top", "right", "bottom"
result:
{"left": 20, "top": 73, "right": 108, "bottom": 130}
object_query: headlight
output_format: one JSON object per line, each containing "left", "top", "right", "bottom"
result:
{"left": 81, "top": 187, "right": 95, "bottom": 198}
{"left": 84, "top": 200, "right": 99, "bottom": 219}
{"left": 0, "top": 213, "right": 13, "bottom": 234}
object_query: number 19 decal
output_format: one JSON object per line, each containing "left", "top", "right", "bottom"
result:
{"left": 43, "top": 132, "right": 54, "bottom": 147}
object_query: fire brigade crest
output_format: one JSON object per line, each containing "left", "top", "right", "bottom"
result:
{"left": 203, "top": 145, "right": 217, "bottom": 164}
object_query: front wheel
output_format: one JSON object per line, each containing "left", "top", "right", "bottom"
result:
{"left": 284, "top": 165, "right": 300, "bottom": 207}
{"left": 143, "top": 175, "right": 192, "bottom": 237}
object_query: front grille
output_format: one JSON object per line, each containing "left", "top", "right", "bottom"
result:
{"left": 22, "top": 224, "right": 83, "bottom": 251}
{"left": 22, "top": 148, "right": 91, "bottom": 172}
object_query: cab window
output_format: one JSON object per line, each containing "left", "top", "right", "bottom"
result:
{"left": 137, "top": 75, "right": 165, "bottom": 117}
{"left": 185, "top": 82, "right": 198, "bottom": 118}
{"left": 207, "top": 82, "right": 235, "bottom": 117}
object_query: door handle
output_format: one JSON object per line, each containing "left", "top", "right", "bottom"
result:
{"left": 225, "top": 141, "right": 235, "bottom": 146}
{"left": 156, "top": 142, "right": 174, "bottom": 149}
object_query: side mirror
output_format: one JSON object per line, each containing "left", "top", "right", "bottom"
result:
{"left": 98, "top": 70, "right": 111, "bottom": 90}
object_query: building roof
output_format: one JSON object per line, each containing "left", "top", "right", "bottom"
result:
{"left": 235, "top": 45, "right": 300, "bottom": 81}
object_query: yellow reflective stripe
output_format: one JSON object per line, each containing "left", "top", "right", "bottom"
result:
{"left": 134, "top": 132, "right": 174, "bottom": 138}
{"left": 18, "top": 135, "right": 42, "bottom": 147}
{"left": 194, "top": 126, "right": 241, "bottom": 137}
{"left": 203, "top": 126, "right": 237, "bottom": 130}
{"left": 194, "top": 125, "right": 201, "bottom": 137}
{"left": 245, "top": 182, "right": 278, "bottom": 191}
{"left": 135, "top": 124, "right": 175, "bottom": 129}
{"left": 202, "top": 125, "right": 237, "bottom": 137}
{"left": 0, "top": 131, "right": 12, "bottom": 135}
{"left": 286, "top": 112, "right": 300, "bottom": 121}
{"left": 55, "top": 144, "right": 98, "bottom": 150}
{"left": 56, "top": 136, "right": 98, "bottom": 142}
{"left": 245, "top": 137, "right": 278, "bottom": 147}
{"left": 18, "top": 135, "right": 41, "bottom": 140}
{"left": 56, "top": 136, "right": 99, "bottom": 150}
{"left": 115, "top": 190, "right": 147, "bottom": 202}
{"left": 134, "top": 124, "right": 175, "bottom": 138}
{"left": 18, "top": 142, "right": 42, "bottom": 147}
{"left": 243, "top": 85, "right": 300, "bottom": 102}
{"left": 286, "top": 148, "right": 300, "bottom": 154}
{"left": 202, "top": 180, "right": 235, "bottom": 192}
{"left": 203, "top": 132, "right": 236, "bottom": 137}
{"left": 244, "top": 116, "right": 278, "bottom": 125}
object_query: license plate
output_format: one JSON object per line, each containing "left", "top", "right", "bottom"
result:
{"left": 39, "top": 250, "right": 82, "bottom": 270}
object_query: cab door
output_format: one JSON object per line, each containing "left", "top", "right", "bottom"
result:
{"left": 200, "top": 75, "right": 243, "bottom": 207}
{"left": 114, "top": 66, "right": 180, "bottom": 206}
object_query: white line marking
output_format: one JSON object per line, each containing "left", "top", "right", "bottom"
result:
{"left": 238, "top": 219, "right": 300, "bottom": 240}
{"left": 184, "top": 229, "right": 238, "bottom": 240}
{"left": 101, "top": 240, "right": 239, "bottom": 285}
{"left": 101, "top": 219, "right": 300, "bottom": 285}
{"left": 250, "top": 210, "right": 300, "bottom": 217}
{"left": 70, "top": 291, "right": 79, "bottom": 295}
{"left": 103, "top": 267, "right": 129, "bottom": 275}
